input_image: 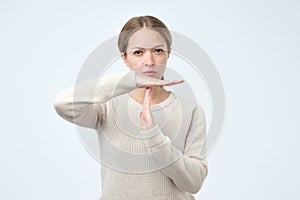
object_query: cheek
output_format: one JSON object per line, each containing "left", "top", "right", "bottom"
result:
{"left": 157, "top": 55, "right": 168, "bottom": 64}
{"left": 126, "top": 58, "right": 143, "bottom": 68}
{"left": 156, "top": 57, "right": 168, "bottom": 69}
{"left": 126, "top": 60, "right": 143, "bottom": 73}
{"left": 157, "top": 66, "right": 166, "bottom": 75}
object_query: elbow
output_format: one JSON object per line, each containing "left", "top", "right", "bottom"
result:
{"left": 176, "top": 173, "right": 208, "bottom": 194}
{"left": 53, "top": 95, "right": 70, "bottom": 119}
{"left": 190, "top": 178, "right": 205, "bottom": 194}
{"left": 190, "top": 187, "right": 201, "bottom": 195}
{"left": 189, "top": 166, "right": 209, "bottom": 194}
{"left": 178, "top": 181, "right": 202, "bottom": 194}
{"left": 53, "top": 86, "right": 74, "bottom": 116}
{"left": 53, "top": 96, "right": 63, "bottom": 115}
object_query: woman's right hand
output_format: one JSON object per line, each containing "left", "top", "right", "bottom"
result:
{"left": 136, "top": 74, "right": 184, "bottom": 88}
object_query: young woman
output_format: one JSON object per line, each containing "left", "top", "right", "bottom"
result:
{"left": 54, "top": 15, "right": 208, "bottom": 200}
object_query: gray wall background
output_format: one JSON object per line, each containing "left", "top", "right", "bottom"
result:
{"left": 1, "top": 0, "right": 299, "bottom": 199}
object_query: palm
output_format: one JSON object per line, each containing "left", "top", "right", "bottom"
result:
{"left": 136, "top": 74, "right": 184, "bottom": 88}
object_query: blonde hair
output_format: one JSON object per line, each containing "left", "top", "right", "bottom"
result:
{"left": 118, "top": 15, "right": 172, "bottom": 55}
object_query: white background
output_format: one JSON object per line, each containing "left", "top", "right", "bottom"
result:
{"left": 1, "top": 0, "right": 299, "bottom": 199}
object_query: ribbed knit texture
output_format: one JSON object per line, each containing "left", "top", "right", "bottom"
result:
{"left": 53, "top": 71, "right": 208, "bottom": 200}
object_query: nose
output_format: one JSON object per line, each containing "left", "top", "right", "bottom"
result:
{"left": 144, "top": 51, "right": 154, "bottom": 66}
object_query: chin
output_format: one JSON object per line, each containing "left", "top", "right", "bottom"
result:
{"left": 150, "top": 75, "right": 161, "bottom": 79}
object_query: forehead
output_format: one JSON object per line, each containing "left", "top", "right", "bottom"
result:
{"left": 127, "top": 28, "right": 167, "bottom": 49}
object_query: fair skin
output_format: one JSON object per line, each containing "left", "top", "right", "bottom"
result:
{"left": 121, "top": 28, "right": 184, "bottom": 130}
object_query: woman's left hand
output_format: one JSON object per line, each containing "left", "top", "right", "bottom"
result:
{"left": 140, "top": 87, "right": 155, "bottom": 131}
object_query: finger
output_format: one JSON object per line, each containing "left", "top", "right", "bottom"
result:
{"left": 173, "top": 79, "right": 184, "bottom": 84}
{"left": 163, "top": 79, "right": 184, "bottom": 86}
{"left": 140, "top": 112, "right": 147, "bottom": 129}
{"left": 145, "top": 87, "right": 150, "bottom": 97}
{"left": 143, "top": 87, "right": 151, "bottom": 111}
{"left": 150, "top": 79, "right": 184, "bottom": 87}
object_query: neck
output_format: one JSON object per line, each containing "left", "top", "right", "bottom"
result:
{"left": 130, "top": 87, "right": 170, "bottom": 105}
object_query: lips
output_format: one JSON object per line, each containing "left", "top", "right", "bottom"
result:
{"left": 142, "top": 70, "right": 156, "bottom": 75}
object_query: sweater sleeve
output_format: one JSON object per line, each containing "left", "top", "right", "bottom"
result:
{"left": 53, "top": 71, "right": 137, "bottom": 129}
{"left": 140, "top": 106, "right": 208, "bottom": 194}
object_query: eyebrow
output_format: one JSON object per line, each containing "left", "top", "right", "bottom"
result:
{"left": 127, "top": 45, "right": 167, "bottom": 51}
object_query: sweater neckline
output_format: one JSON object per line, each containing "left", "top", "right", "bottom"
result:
{"left": 127, "top": 91, "right": 176, "bottom": 111}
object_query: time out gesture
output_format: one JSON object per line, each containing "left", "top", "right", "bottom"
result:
{"left": 136, "top": 74, "right": 184, "bottom": 131}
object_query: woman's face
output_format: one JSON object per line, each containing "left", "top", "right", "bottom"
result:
{"left": 121, "top": 28, "right": 169, "bottom": 79}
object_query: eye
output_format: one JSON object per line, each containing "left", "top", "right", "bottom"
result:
{"left": 133, "top": 50, "right": 143, "bottom": 56}
{"left": 154, "top": 48, "right": 165, "bottom": 55}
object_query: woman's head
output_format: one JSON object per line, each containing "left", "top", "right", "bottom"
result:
{"left": 118, "top": 15, "right": 172, "bottom": 79}
{"left": 118, "top": 15, "right": 172, "bottom": 54}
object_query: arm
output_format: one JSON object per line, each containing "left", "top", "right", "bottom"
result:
{"left": 140, "top": 90, "right": 208, "bottom": 194}
{"left": 53, "top": 71, "right": 137, "bottom": 129}
{"left": 54, "top": 72, "right": 183, "bottom": 129}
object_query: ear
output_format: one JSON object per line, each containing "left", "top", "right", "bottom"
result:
{"left": 121, "top": 52, "right": 130, "bottom": 67}
{"left": 167, "top": 48, "right": 172, "bottom": 58}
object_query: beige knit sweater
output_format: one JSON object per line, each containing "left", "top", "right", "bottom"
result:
{"left": 53, "top": 71, "right": 208, "bottom": 200}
